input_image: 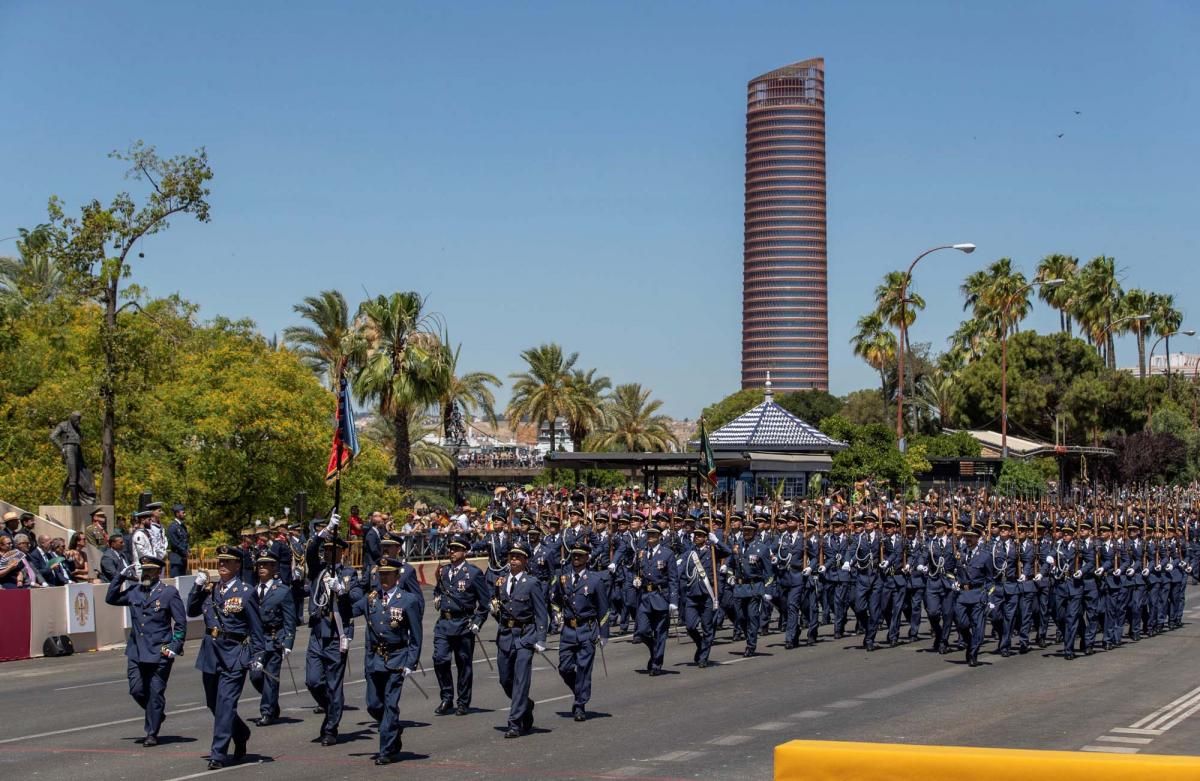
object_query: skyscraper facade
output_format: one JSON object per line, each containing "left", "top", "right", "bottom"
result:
{"left": 741, "top": 58, "right": 828, "bottom": 392}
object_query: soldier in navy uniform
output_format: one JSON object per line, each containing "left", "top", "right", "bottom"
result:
{"left": 611, "top": 514, "right": 638, "bottom": 633}
{"left": 990, "top": 520, "right": 1020, "bottom": 657}
{"left": 552, "top": 542, "right": 610, "bottom": 720}
{"left": 681, "top": 525, "right": 727, "bottom": 667}
{"left": 526, "top": 526, "right": 555, "bottom": 587}
{"left": 633, "top": 525, "right": 679, "bottom": 674}
{"left": 1077, "top": 521, "right": 1102, "bottom": 654}
{"left": 879, "top": 516, "right": 907, "bottom": 647}
{"left": 247, "top": 553, "right": 296, "bottom": 726}
{"left": 492, "top": 542, "right": 549, "bottom": 738}
{"left": 105, "top": 555, "right": 186, "bottom": 747}
{"left": 304, "top": 515, "right": 363, "bottom": 746}
{"left": 918, "top": 516, "right": 957, "bottom": 653}
{"left": 727, "top": 519, "right": 773, "bottom": 656}
{"left": 472, "top": 511, "right": 513, "bottom": 590}
{"left": 953, "top": 526, "right": 994, "bottom": 667}
{"left": 188, "top": 546, "right": 266, "bottom": 770}
{"left": 1125, "top": 522, "right": 1148, "bottom": 641}
{"left": 165, "top": 504, "right": 189, "bottom": 576}
{"left": 847, "top": 514, "right": 884, "bottom": 651}
{"left": 902, "top": 518, "right": 925, "bottom": 644}
{"left": 822, "top": 516, "right": 851, "bottom": 639}
{"left": 432, "top": 535, "right": 490, "bottom": 716}
{"left": 359, "top": 556, "right": 423, "bottom": 765}
{"left": 1015, "top": 520, "right": 1040, "bottom": 653}
{"left": 1097, "top": 522, "right": 1124, "bottom": 650}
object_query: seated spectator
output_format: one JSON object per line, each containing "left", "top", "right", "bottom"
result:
{"left": 66, "top": 532, "right": 93, "bottom": 582}
{"left": 44, "top": 537, "right": 73, "bottom": 586}
{"left": 11, "top": 534, "right": 46, "bottom": 587}
{"left": 99, "top": 534, "right": 131, "bottom": 582}
{"left": 0, "top": 535, "right": 24, "bottom": 588}
{"left": 1, "top": 510, "right": 20, "bottom": 541}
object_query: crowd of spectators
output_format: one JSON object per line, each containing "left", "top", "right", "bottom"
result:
{"left": 455, "top": 449, "right": 543, "bottom": 469}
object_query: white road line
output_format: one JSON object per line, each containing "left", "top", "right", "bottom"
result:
{"left": 650, "top": 750, "right": 706, "bottom": 761}
{"left": 1110, "top": 727, "right": 1164, "bottom": 736}
{"left": 162, "top": 762, "right": 262, "bottom": 781}
{"left": 52, "top": 679, "right": 125, "bottom": 692}
{"left": 535, "top": 694, "right": 573, "bottom": 705}
{"left": 707, "top": 734, "right": 752, "bottom": 746}
{"left": 1081, "top": 745, "right": 1140, "bottom": 754}
{"left": 1096, "top": 736, "right": 1154, "bottom": 745}
{"left": 1155, "top": 697, "right": 1200, "bottom": 732}
{"left": 1147, "top": 692, "right": 1200, "bottom": 731}
{"left": 824, "top": 699, "right": 864, "bottom": 709}
{"left": 789, "top": 710, "right": 829, "bottom": 719}
{"left": 749, "top": 721, "right": 791, "bottom": 731}
{"left": 858, "top": 667, "right": 965, "bottom": 699}
{"left": 1131, "top": 684, "right": 1200, "bottom": 728}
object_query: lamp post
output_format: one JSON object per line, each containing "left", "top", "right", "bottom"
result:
{"left": 1000, "top": 279, "right": 1064, "bottom": 459}
{"left": 896, "top": 243, "right": 975, "bottom": 452}
{"left": 1147, "top": 329, "right": 1196, "bottom": 420}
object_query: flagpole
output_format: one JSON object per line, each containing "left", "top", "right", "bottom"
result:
{"left": 333, "top": 364, "right": 345, "bottom": 516}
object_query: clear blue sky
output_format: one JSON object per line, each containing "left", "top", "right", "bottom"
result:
{"left": 2, "top": 1, "right": 1197, "bottom": 417}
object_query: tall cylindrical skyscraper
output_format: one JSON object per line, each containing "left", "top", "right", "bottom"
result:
{"left": 741, "top": 58, "right": 828, "bottom": 392}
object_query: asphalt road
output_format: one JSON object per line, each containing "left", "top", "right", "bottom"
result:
{"left": 3, "top": 585, "right": 1200, "bottom": 780}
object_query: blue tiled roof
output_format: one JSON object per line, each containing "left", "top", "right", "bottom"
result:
{"left": 709, "top": 399, "right": 846, "bottom": 452}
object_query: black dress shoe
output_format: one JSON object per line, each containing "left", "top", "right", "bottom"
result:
{"left": 256, "top": 715, "right": 275, "bottom": 727}
{"left": 455, "top": 704, "right": 469, "bottom": 716}
{"left": 648, "top": 668, "right": 661, "bottom": 677}
{"left": 833, "top": 632, "right": 844, "bottom": 640}
{"left": 999, "top": 649, "right": 1012, "bottom": 658}
{"left": 313, "top": 706, "right": 325, "bottom": 714}
{"left": 573, "top": 708, "right": 586, "bottom": 722}
{"left": 504, "top": 728, "right": 521, "bottom": 739}
{"left": 1084, "top": 648, "right": 1095, "bottom": 656}
{"left": 375, "top": 755, "right": 398, "bottom": 765}
{"left": 697, "top": 660, "right": 708, "bottom": 669}
{"left": 743, "top": 649, "right": 755, "bottom": 658}
{"left": 320, "top": 734, "right": 338, "bottom": 747}
{"left": 142, "top": 735, "right": 157, "bottom": 747}
{"left": 968, "top": 655, "right": 980, "bottom": 667}
{"left": 1064, "top": 652, "right": 1076, "bottom": 661}
{"left": 208, "top": 760, "right": 224, "bottom": 770}
{"left": 1018, "top": 644, "right": 1029, "bottom": 655}
{"left": 783, "top": 642, "right": 795, "bottom": 650}
{"left": 435, "top": 700, "right": 454, "bottom": 715}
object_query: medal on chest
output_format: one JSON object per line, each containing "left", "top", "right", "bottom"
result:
{"left": 389, "top": 606, "right": 404, "bottom": 628}
{"left": 223, "top": 596, "right": 243, "bottom": 615}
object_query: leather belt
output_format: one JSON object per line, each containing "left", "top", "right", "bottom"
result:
{"left": 503, "top": 618, "right": 531, "bottom": 629}
{"left": 440, "top": 610, "right": 468, "bottom": 620}
{"left": 566, "top": 617, "right": 595, "bottom": 629}
{"left": 642, "top": 583, "right": 659, "bottom": 592}
{"left": 209, "top": 628, "right": 247, "bottom": 642}
{"left": 373, "top": 643, "right": 407, "bottom": 655}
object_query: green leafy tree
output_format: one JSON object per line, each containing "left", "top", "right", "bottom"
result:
{"left": 564, "top": 368, "right": 612, "bottom": 451}
{"left": 591, "top": 383, "right": 679, "bottom": 452}
{"left": 700, "top": 388, "right": 765, "bottom": 430}
{"left": 850, "top": 312, "right": 897, "bottom": 420}
{"left": 819, "top": 415, "right": 913, "bottom": 491}
{"left": 506, "top": 343, "right": 577, "bottom": 452}
{"left": 283, "top": 289, "right": 354, "bottom": 389}
{"left": 776, "top": 389, "right": 842, "bottom": 424}
{"left": 997, "top": 460, "right": 1047, "bottom": 498}
{"left": 840, "top": 389, "right": 888, "bottom": 425}
{"left": 1036, "top": 254, "right": 1079, "bottom": 335}
{"left": 46, "top": 142, "right": 213, "bottom": 504}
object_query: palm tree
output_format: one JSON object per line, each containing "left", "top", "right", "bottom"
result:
{"left": 1148, "top": 292, "right": 1183, "bottom": 370}
{"left": 875, "top": 270, "right": 925, "bottom": 332}
{"left": 1071, "top": 256, "right": 1123, "bottom": 368}
{"left": 353, "top": 291, "right": 448, "bottom": 488}
{"left": 507, "top": 344, "right": 578, "bottom": 452}
{"left": 1036, "top": 254, "right": 1079, "bottom": 335}
{"left": 961, "top": 258, "right": 1028, "bottom": 340}
{"left": 918, "top": 351, "right": 964, "bottom": 425}
{"left": 564, "top": 368, "right": 612, "bottom": 451}
{"left": 0, "top": 224, "right": 62, "bottom": 312}
{"left": 948, "top": 318, "right": 993, "bottom": 363}
{"left": 437, "top": 337, "right": 501, "bottom": 441}
{"left": 283, "top": 290, "right": 353, "bottom": 389}
{"left": 850, "top": 312, "right": 898, "bottom": 420}
{"left": 591, "top": 383, "right": 679, "bottom": 452}
{"left": 1121, "top": 288, "right": 1152, "bottom": 378}
{"left": 363, "top": 411, "right": 455, "bottom": 470}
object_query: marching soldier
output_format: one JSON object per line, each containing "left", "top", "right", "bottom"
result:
{"left": 823, "top": 515, "right": 851, "bottom": 639}
{"left": 166, "top": 504, "right": 189, "bottom": 576}
{"left": 919, "top": 516, "right": 957, "bottom": 654}
{"left": 105, "top": 554, "right": 186, "bottom": 747}
{"left": 990, "top": 520, "right": 1019, "bottom": 657}
{"left": 247, "top": 553, "right": 296, "bottom": 727}
{"left": 188, "top": 546, "right": 266, "bottom": 770}
{"left": 681, "top": 524, "right": 726, "bottom": 667}
{"left": 1126, "top": 521, "right": 1148, "bottom": 641}
{"left": 493, "top": 542, "right": 549, "bottom": 738}
{"left": 1098, "top": 522, "right": 1124, "bottom": 650}
{"left": 953, "top": 525, "right": 993, "bottom": 667}
{"left": 359, "top": 556, "right": 423, "bottom": 765}
{"left": 880, "top": 516, "right": 906, "bottom": 647}
{"left": 848, "top": 514, "right": 883, "bottom": 651}
{"left": 473, "top": 510, "right": 513, "bottom": 590}
{"left": 304, "top": 515, "right": 363, "bottom": 746}
{"left": 432, "top": 535, "right": 490, "bottom": 716}
{"left": 552, "top": 541, "right": 610, "bottom": 720}
{"left": 1015, "top": 520, "right": 1040, "bottom": 653}
{"left": 903, "top": 518, "right": 925, "bottom": 644}
{"left": 1049, "top": 522, "right": 1082, "bottom": 659}
{"left": 633, "top": 524, "right": 679, "bottom": 674}
{"left": 727, "top": 518, "right": 772, "bottom": 657}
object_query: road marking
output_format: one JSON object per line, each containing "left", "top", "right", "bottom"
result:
{"left": 707, "top": 734, "right": 752, "bottom": 746}
{"left": 1147, "top": 691, "right": 1200, "bottom": 731}
{"left": 750, "top": 721, "right": 790, "bottom": 731}
{"left": 1095, "top": 736, "right": 1154, "bottom": 745}
{"left": 858, "top": 667, "right": 965, "bottom": 699}
{"left": 162, "top": 762, "right": 262, "bottom": 781}
{"left": 1081, "top": 745, "right": 1140, "bottom": 754}
{"left": 53, "top": 678, "right": 125, "bottom": 691}
{"left": 607, "top": 767, "right": 647, "bottom": 777}
{"left": 1155, "top": 697, "right": 1200, "bottom": 732}
{"left": 650, "top": 750, "right": 705, "bottom": 761}
{"left": 1131, "top": 684, "right": 1200, "bottom": 728}
{"left": 719, "top": 654, "right": 762, "bottom": 665}
{"left": 1109, "top": 727, "right": 1164, "bottom": 736}
{"left": 535, "top": 694, "right": 573, "bottom": 705}
{"left": 789, "top": 710, "right": 829, "bottom": 719}
{"left": 824, "top": 699, "right": 863, "bottom": 709}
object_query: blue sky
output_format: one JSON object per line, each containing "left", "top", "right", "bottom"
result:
{"left": 2, "top": 1, "right": 1197, "bottom": 417}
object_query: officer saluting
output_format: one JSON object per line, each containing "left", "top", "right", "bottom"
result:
{"left": 432, "top": 535, "right": 489, "bottom": 716}
{"left": 552, "top": 541, "right": 609, "bottom": 721}
{"left": 104, "top": 555, "right": 186, "bottom": 747}
{"left": 358, "top": 556, "right": 423, "bottom": 765}
{"left": 188, "top": 546, "right": 266, "bottom": 770}
{"left": 247, "top": 552, "right": 296, "bottom": 727}
{"left": 304, "top": 514, "right": 362, "bottom": 747}
{"left": 493, "top": 541, "right": 548, "bottom": 738}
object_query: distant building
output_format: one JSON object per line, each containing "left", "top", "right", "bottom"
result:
{"left": 1122, "top": 352, "right": 1200, "bottom": 377}
{"left": 741, "top": 57, "right": 829, "bottom": 393}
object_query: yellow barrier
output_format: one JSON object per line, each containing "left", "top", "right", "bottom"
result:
{"left": 775, "top": 739, "right": 1200, "bottom": 781}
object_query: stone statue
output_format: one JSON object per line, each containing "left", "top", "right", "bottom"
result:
{"left": 50, "top": 411, "right": 96, "bottom": 505}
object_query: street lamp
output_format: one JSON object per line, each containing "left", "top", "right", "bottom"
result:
{"left": 1149, "top": 328, "right": 1196, "bottom": 389}
{"left": 999, "top": 279, "right": 1063, "bottom": 459}
{"left": 896, "top": 243, "right": 975, "bottom": 452}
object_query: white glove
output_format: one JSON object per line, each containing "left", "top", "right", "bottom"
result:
{"left": 161, "top": 648, "right": 176, "bottom": 659}
{"left": 329, "top": 512, "right": 341, "bottom": 528}
{"left": 1045, "top": 556, "right": 1055, "bottom": 565}
{"left": 841, "top": 562, "right": 851, "bottom": 572}
{"left": 469, "top": 623, "right": 480, "bottom": 634}
{"left": 1095, "top": 567, "right": 1104, "bottom": 577}
{"left": 250, "top": 661, "right": 264, "bottom": 672}
{"left": 327, "top": 575, "right": 346, "bottom": 594}
{"left": 917, "top": 565, "right": 928, "bottom": 573}
{"left": 1155, "top": 564, "right": 1162, "bottom": 572}
{"left": 669, "top": 603, "right": 679, "bottom": 613}
{"left": 801, "top": 566, "right": 811, "bottom": 576}
{"left": 1033, "top": 573, "right": 1042, "bottom": 582}
{"left": 762, "top": 594, "right": 772, "bottom": 603}
{"left": 607, "top": 563, "right": 616, "bottom": 572}
{"left": 987, "top": 602, "right": 996, "bottom": 611}
{"left": 1143, "top": 567, "right": 1151, "bottom": 576}
{"left": 719, "top": 565, "right": 728, "bottom": 574}
{"left": 1126, "top": 567, "right": 1134, "bottom": 576}
{"left": 817, "top": 565, "right": 826, "bottom": 574}
{"left": 599, "top": 637, "right": 608, "bottom": 648}
{"left": 400, "top": 667, "right": 414, "bottom": 677}
{"left": 952, "top": 582, "right": 962, "bottom": 592}
{"left": 282, "top": 647, "right": 291, "bottom": 657}
{"left": 1166, "top": 563, "right": 1174, "bottom": 572}
{"left": 770, "top": 555, "right": 778, "bottom": 565}
{"left": 1073, "top": 570, "right": 1083, "bottom": 579}
{"left": 1017, "top": 574, "right": 1026, "bottom": 582}
{"left": 1187, "top": 565, "right": 1193, "bottom": 574}
{"left": 534, "top": 643, "right": 546, "bottom": 653}
{"left": 901, "top": 565, "right": 911, "bottom": 574}
{"left": 194, "top": 570, "right": 209, "bottom": 588}
{"left": 709, "top": 533, "right": 719, "bottom": 544}
{"left": 338, "top": 636, "right": 350, "bottom": 653}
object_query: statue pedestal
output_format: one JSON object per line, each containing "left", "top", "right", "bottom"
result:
{"left": 38, "top": 504, "right": 116, "bottom": 537}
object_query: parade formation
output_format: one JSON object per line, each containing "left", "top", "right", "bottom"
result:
{"left": 104, "top": 484, "right": 1200, "bottom": 770}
